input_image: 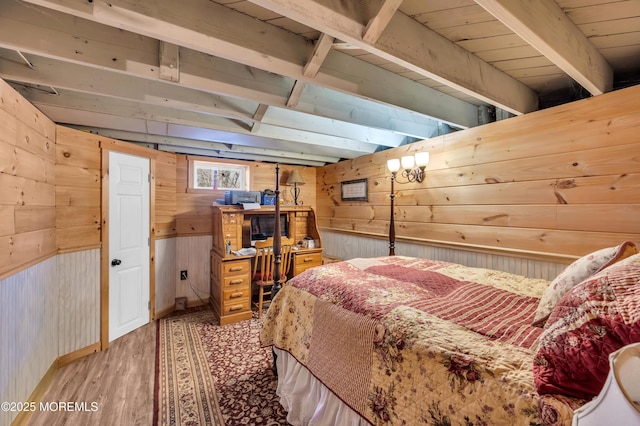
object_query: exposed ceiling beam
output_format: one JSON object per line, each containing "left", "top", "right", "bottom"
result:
{"left": 475, "top": 0, "right": 613, "bottom": 95}
{"left": 12, "top": 86, "right": 378, "bottom": 153}
{"left": 287, "top": 32, "right": 335, "bottom": 108}
{"left": 64, "top": 124, "right": 338, "bottom": 164}
{"left": 64, "top": 126, "right": 230, "bottom": 151}
{"left": 303, "top": 32, "right": 334, "bottom": 78}
{"left": 251, "top": 104, "right": 269, "bottom": 133}
{"left": 18, "top": 0, "right": 479, "bottom": 128}
{"left": 228, "top": 145, "right": 340, "bottom": 164}
{"left": 1, "top": 54, "right": 404, "bottom": 149}
{"left": 286, "top": 80, "right": 305, "bottom": 109}
{"left": 159, "top": 41, "right": 180, "bottom": 82}
{"left": 362, "top": 0, "right": 403, "bottom": 44}
{"left": 156, "top": 144, "right": 328, "bottom": 166}
{"left": 245, "top": 0, "right": 538, "bottom": 115}
{"left": 0, "top": 3, "right": 445, "bottom": 139}
{"left": 32, "top": 101, "right": 371, "bottom": 160}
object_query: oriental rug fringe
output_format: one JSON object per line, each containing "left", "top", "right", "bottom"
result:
{"left": 154, "top": 308, "right": 289, "bottom": 425}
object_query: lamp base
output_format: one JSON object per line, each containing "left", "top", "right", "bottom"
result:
{"left": 291, "top": 185, "right": 301, "bottom": 205}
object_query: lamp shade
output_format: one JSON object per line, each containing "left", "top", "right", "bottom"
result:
{"left": 286, "top": 169, "right": 305, "bottom": 185}
{"left": 415, "top": 151, "right": 430, "bottom": 167}
{"left": 401, "top": 155, "right": 415, "bottom": 170}
{"left": 387, "top": 158, "right": 401, "bottom": 173}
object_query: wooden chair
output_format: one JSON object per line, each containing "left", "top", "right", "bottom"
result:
{"left": 252, "top": 236, "right": 294, "bottom": 317}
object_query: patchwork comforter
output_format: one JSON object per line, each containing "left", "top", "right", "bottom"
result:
{"left": 260, "top": 256, "right": 587, "bottom": 425}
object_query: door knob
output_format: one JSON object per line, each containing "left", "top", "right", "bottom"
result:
{"left": 111, "top": 259, "right": 122, "bottom": 266}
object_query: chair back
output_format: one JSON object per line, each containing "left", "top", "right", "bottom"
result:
{"left": 252, "top": 237, "right": 295, "bottom": 284}
{"left": 279, "top": 237, "right": 294, "bottom": 282}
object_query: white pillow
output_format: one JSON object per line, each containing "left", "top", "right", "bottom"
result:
{"left": 532, "top": 241, "right": 638, "bottom": 327}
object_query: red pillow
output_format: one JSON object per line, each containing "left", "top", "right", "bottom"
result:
{"left": 533, "top": 253, "right": 640, "bottom": 399}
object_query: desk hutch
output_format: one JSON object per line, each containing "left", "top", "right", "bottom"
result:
{"left": 210, "top": 205, "right": 323, "bottom": 325}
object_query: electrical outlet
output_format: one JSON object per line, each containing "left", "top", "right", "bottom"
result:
{"left": 180, "top": 270, "right": 188, "bottom": 280}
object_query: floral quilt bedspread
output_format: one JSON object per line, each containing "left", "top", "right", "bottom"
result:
{"left": 260, "top": 256, "right": 586, "bottom": 425}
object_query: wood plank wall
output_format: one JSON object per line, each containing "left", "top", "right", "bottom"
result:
{"left": 175, "top": 155, "right": 316, "bottom": 236}
{"left": 55, "top": 127, "right": 178, "bottom": 244}
{"left": 0, "top": 79, "right": 58, "bottom": 426}
{"left": 155, "top": 151, "right": 177, "bottom": 238}
{"left": 317, "top": 84, "right": 640, "bottom": 259}
{"left": 55, "top": 126, "right": 102, "bottom": 252}
{"left": 0, "top": 80, "right": 56, "bottom": 279}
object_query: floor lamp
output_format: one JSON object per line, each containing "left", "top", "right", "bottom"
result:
{"left": 386, "top": 152, "right": 430, "bottom": 256}
{"left": 388, "top": 171, "right": 397, "bottom": 256}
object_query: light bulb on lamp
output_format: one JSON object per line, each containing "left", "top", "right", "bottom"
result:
{"left": 387, "top": 151, "right": 429, "bottom": 183}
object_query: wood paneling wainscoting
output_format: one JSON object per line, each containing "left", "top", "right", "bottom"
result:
{"left": 155, "top": 237, "right": 177, "bottom": 317}
{"left": 320, "top": 230, "right": 569, "bottom": 282}
{"left": 57, "top": 250, "right": 101, "bottom": 357}
{"left": 176, "top": 235, "right": 213, "bottom": 306}
{"left": 0, "top": 258, "right": 58, "bottom": 426}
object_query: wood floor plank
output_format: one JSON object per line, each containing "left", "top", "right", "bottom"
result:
{"left": 27, "top": 321, "right": 156, "bottom": 426}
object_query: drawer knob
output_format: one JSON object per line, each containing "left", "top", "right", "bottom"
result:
{"left": 230, "top": 292, "right": 243, "bottom": 298}
{"left": 229, "top": 279, "right": 243, "bottom": 285}
{"left": 229, "top": 266, "right": 242, "bottom": 272}
{"left": 304, "top": 257, "right": 313, "bottom": 262}
{"left": 229, "top": 305, "right": 243, "bottom": 312}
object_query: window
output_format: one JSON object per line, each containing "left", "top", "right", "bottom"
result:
{"left": 190, "top": 159, "right": 249, "bottom": 191}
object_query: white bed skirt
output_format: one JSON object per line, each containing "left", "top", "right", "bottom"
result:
{"left": 273, "top": 347, "right": 370, "bottom": 426}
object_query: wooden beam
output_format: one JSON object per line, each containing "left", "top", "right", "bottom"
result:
{"left": 475, "top": 0, "right": 613, "bottom": 95}
{"left": 65, "top": 125, "right": 342, "bottom": 163}
{"left": 245, "top": 0, "right": 538, "bottom": 114}
{"left": 31, "top": 98, "right": 378, "bottom": 160}
{"left": 158, "top": 41, "right": 180, "bottom": 82}
{"left": 0, "top": 9, "right": 444, "bottom": 139}
{"left": 251, "top": 104, "right": 269, "bottom": 133}
{"left": 157, "top": 145, "right": 327, "bottom": 166}
{"left": 65, "top": 127, "right": 230, "bottom": 151}
{"left": 303, "top": 33, "right": 334, "bottom": 78}
{"left": 362, "top": 0, "right": 403, "bottom": 44}
{"left": 286, "top": 80, "right": 305, "bottom": 108}
{"left": 18, "top": 0, "right": 479, "bottom": 127}
{"left": 228, "top": 145, "right": 340, "bottom": 163}
{"left": 3, "top": 57, "right": 403, "bottom": 150}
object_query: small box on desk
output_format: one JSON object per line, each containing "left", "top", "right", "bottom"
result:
{"left": 261, "top": 193, "right": 276, "bottom": 205}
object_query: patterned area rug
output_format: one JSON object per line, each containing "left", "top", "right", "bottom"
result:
{"left": 154, "top": 308, "right": 289, "bottom": 425}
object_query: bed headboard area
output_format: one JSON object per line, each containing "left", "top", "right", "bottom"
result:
{"left": 316, "top": 84, "right": 640, "bottom": 263}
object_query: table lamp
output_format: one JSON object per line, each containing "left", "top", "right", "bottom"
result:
{"left": 286, "top": 170, "right": 305, "bottom": 205}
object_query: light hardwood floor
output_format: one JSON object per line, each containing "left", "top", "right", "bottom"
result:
{"left": 27, "top": 321, "right": 156, "bottom": 426}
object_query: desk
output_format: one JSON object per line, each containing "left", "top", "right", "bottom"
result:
{"left": 210, "top": 205, "right": 323, "bottom": 325}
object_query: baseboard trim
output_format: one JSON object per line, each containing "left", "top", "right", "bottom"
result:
{"left": 155, "top": 304, "right": 176, "bottom": 319}
{"left": 10, "top": 360, "right": 58, "bottom": 426}
{"left": 57, "top": 341, "right": 101, "bottom": 368}
{"left": 11, "top": 342, "right": 103, "bottom": 426}
{"left": 186, "top": 299, "right": 208, "bottom": 309}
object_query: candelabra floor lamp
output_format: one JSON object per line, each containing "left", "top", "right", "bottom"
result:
{"left": 386, "top": 152, "right": 430, "bottom": 256}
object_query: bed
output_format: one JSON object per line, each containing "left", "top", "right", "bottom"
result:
{"left": 260, "top": 243, "right": 640, "bottom": 425}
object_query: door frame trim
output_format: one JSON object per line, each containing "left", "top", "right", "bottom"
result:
{"left": 100, "top": 140, "right": 157, "bottom": 350}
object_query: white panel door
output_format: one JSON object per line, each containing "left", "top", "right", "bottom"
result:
{"left": 109, "top": 151, "right": 150, "bottom": 342}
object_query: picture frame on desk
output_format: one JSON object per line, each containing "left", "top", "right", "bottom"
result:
{"left": 340, "top": 178, "right": 368, "bottom": 201}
